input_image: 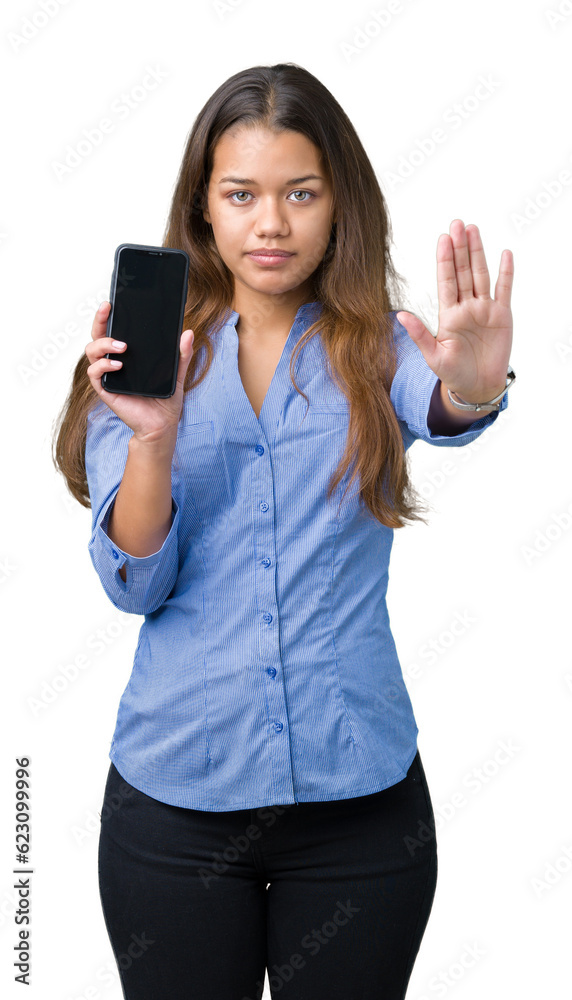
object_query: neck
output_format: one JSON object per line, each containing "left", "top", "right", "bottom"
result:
{"left": 232, "top": 283, "right": 315, "bottom": 340}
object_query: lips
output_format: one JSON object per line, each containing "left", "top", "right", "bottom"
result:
{"left": 247, "top": 250, "right": 294, "bottom": 257}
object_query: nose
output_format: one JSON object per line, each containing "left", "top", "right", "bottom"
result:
{"left": 253, "top": 196, "right": 290, "bottom": 238}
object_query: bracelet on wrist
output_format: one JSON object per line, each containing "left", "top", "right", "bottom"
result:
{"left": 447, "top": 366, "right": 515, "bottom": 412}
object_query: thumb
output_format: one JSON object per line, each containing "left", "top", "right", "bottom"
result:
{"left": 395, "top": 311, "right": 438, "bottom": 367}
{"left": 175, "top": 329, "right": 195, "bottom": 390}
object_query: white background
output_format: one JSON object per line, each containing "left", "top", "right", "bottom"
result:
{"left": 1, "top": 0, "right": 570, "bottom": 997}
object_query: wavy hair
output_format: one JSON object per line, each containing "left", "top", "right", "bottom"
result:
{"left": 53, "top": 62, "right": 428, "bottom": 528}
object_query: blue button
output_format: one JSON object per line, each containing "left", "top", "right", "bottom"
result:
{"left": 274, "top": 721, "right": 283, "bottom": 733}
{"left": 261, "top": 558, "right": 271, "bottom": 568}
{"left": 259, "top": 501, "right": 269, "bottom": 512}
{"left": 267, "top": 667, "right": 276, "bottom": 678}
{"left": 255, "top": 445, "right": 264, "bottom": 455}
{"left": 262, "top": 613, "right": 273, "bottom": 624}
{"left": 111, "top": 549, "right": 119, "bottom": 560}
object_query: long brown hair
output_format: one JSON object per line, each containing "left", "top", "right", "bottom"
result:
{"left": 53, "top": 63, "right": 429, "bottom": 528}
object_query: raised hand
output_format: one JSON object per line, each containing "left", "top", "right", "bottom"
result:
{"left": 396, "top": 219, "right": 513, "bottom": 404}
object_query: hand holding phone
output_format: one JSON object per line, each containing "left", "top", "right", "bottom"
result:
{"left": 85, "top": 242, "right": 195, "bottom": 442}
{"left": 85, "top": 306, "right": 195, "bottom": 445}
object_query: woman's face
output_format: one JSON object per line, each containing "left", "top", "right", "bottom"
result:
{"left": 203, "top": 126, "right": 335, "bottom": 304}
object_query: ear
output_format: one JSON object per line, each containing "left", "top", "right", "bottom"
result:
{"left": 203, "top": 206, "right": 211, "bottom": 224}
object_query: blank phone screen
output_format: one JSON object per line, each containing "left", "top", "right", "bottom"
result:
{"left": 103, "top": 247, "right": 188, "bottom": 396}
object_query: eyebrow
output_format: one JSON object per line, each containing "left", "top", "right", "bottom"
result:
{"left": 218, "top": 174, "right": 324, "bottom": 185}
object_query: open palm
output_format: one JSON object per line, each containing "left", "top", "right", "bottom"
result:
{"left": 396, "top": 219, "right": 514, "bottom": 403}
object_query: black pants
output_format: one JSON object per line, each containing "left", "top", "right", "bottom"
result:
{"left": 98, "top": 751, "right": 437, "bottom": 999}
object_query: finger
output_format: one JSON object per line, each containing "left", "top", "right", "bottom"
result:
{"left": 85, "top": 358, "right": 123, "bottom": 408}
{"left": 91, "top": 300, "right": 112, "bottom": 341}
{"left": 395, "top": 310, "right": 439, "bottom": 368}
{"left": 86, "top": 357, "right": 123, "bottom": 385}
{"left": 89, "top": 376, "right": 122, "bottom": 408}
{"left": 465, "top": 224, "right": 491, "bottom": 299}
{"left": 493, "top": 249, "right": 514, "bottom": 309}
{"left": 449, "top": 219, "right": 474, "bottom": 301}
{"left": 436, "top": 233, "right": 459, "bottom": 310}
{"left": 85, "top": 336, "right": 127, "bottom": 363}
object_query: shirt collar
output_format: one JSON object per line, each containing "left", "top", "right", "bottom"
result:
{"left": 224, "top": 300, "right": 321, "bottom": 329}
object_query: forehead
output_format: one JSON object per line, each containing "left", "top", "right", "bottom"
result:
{"left": 211, "top": 126, "right": 325, "bottom": 176}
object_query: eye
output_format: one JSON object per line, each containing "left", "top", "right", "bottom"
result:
{"left": 228, "top": 189, "right": 315, "bottom": 204}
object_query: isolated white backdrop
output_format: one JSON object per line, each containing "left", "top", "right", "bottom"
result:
{"left": 1, "top": 0, "right": 570, "bottom": 997}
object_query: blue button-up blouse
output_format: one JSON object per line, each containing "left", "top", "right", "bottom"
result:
{"left": 85, "top": 303, "right": 508, "bottom": 811}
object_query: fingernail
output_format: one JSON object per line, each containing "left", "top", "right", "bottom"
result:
{"left": 110, "top": 360, "right": 122, "bottom": 367}
{"left": 98, "top": 301, "right": 107, "bottom": 312}
{"left": 111, "top": 340, "right": 126, "bottom": 349}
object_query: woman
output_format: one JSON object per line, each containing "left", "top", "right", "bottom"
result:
{"left": 54, "top": 62, "right": 514, "bottom": 1000}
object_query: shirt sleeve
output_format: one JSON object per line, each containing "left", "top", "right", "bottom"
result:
{"left": 85, "top": 402, "right": 180, "bottom": 615}
{"left": 389, "top": 310, "right": 508, "bottom": 452}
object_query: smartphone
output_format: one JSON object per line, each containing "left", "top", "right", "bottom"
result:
{"left": 101, "top": 243, "right": 189, "bottom": 397}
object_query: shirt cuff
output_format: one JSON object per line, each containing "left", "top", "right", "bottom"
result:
{"left": 393, "top": 358, "right": 508, "bottom": 448}
{"left": 423, "top": 371, "right": 509, "bottom": 444}
{"left": 89, "top": 492, "right": 180, "bottom": 614}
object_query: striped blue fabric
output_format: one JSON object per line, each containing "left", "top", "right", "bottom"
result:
{"left": 85, "top": 304, "right": 508, "bottom": 811}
